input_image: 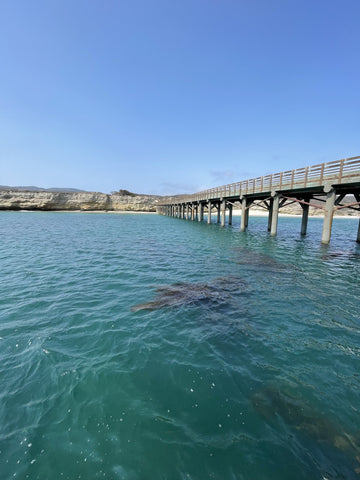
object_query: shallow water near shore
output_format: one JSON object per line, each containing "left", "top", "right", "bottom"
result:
{"left": 1, "top": 211, "right": 360, "bottom": 480}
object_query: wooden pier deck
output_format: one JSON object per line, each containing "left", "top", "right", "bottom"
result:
{"left": 158, "top": 156, "right": 360, "bottom": 244}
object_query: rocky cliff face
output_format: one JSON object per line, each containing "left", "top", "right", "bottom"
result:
{"left": 1, "top": 189, "right": 357, "bottom": 216}
{"left": 0, "top": 190, "right": 161, "bottom": 212}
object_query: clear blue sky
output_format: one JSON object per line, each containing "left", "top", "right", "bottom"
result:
{"left": 1, "top": 0, "right": 359, "bottom": 195}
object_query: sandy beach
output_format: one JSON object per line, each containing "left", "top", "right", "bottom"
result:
{"left": 15, "top": 209, "right": 358, "bottom": 219}
{"left": 231, "top": 209, "right": 359, "bottom": 219}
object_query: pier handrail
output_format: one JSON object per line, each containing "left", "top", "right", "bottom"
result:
{"left": 161, "top": 156, "right": 360, "bottom": 204}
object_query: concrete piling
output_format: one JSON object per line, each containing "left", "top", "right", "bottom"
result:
{"left": 229, "top": 204, "right": 233, "bottom": 225}
{"left": 267, "top": 200, "right": 273, "bottom": 232}
{"left": 300, "top": 203, "right": 309, "bottom": 235}
{"left": 240, "top": 197, "right": 247, "bottom": 232}
{"left": 199, "top": 203, "right": 204, "bottom": 222}
{"left": 270, "top": 193, "right": 279, "bottom": 237}
{"left": 221, "top": 199, "right": 226, "bottom": 227}
{"left": 321, "top": 188, "right": 336, "bottom": 244}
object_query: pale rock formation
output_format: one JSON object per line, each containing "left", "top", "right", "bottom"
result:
{"left": 0, "top": 190, "right": 161, "bottom": 212}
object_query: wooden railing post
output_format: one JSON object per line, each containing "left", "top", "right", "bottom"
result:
{"left": 304, "top": 166, "right": 309, "bottom": 188}
{"left": 338, "top": 158, "right": 345, "bottom": 183}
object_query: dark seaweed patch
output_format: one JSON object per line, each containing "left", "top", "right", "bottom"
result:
{"left": 131, "top": 276, "right": 247, "bottom": 312}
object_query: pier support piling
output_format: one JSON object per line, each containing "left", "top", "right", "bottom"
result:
{"left": 321, "top": 188, "right": 336, "bottom": 244}
{"left": 199, "top": 203, "right": 204, "bottom": 222}
{"left": 245, "top": 207, "right": 249, "bottom": 228}
{"left": 267, "top": 199, "right": 273, "bottom": 232}
{"left": 240, "top": 197, "right": 247, "bottom": 231}
{"left": 300, "top": 202, "right": 309, "bottom": 235}
{"left": 216, "top": 203, "right": 221, "bottom": 224}
{"left": 270, "top": 193, "right": 279, "bottom": 237}
{"left": 207, "top": 201, "right": 211, "bottom": 224}
{"left": 229, "top": 204, "right": 233, "bottom": 225}
{"left": 355, "top": 194, "right": 360, "bottom": 243}
{"left": 221, "top": 199, "right": 226, "bottom": 227}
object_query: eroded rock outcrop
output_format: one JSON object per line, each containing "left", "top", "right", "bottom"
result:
{"left": 0, "top": 190, "right": 161, "bottom": 212}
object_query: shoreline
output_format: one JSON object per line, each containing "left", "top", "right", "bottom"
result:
{"left": 2, "top": 209, "right": 157, "bottom": 214}
{"left": 231, "top": 209, "right": 359, "bottom": 219}
{"left": 1, "top": 209, "right": 358, "bottom": 219}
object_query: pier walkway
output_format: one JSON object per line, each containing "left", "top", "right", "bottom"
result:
{"left": 158, "top": 156, "right": 360, "bottom": 244}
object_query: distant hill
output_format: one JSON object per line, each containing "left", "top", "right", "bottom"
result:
{"left": 0, "top": 186, "right": 88, "bottom": 193}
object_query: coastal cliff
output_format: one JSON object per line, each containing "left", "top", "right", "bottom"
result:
{"left": 0, "top": 189, "right": 357, "bottom": 216}
{"left": 0, "top": 189, "right": 161, "bottom": 212}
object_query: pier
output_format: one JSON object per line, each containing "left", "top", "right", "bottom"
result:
{"left": 158, "top": 156, "right": 360, "bottom": 244}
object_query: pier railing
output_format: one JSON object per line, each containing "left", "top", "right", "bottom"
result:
{"left": 162, "top": 156, "right": 360, "bottom": 204}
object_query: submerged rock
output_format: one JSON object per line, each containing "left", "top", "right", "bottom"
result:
{"left": 232, "top": 247, "right": 292, "bottom": 272}
{"left": 252, "top": 385, "right": 360, "bottom": 474}
{"left": 321, "top": 251, "right": 360, "bottom": 261}
{"left": 131, "top": 276, "right": 247, "bottom": 312}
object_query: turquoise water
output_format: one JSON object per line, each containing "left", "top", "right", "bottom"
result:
{"left": 1, "top": 211, "right": 360, "bottom": 480}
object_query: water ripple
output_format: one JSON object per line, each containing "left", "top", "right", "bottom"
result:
{"left": 1, "top": 212, "right": 359, "bottom": 479}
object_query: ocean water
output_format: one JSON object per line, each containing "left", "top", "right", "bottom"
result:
{"left": 1, "top": 211, "right": 360, "bottom": 480}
